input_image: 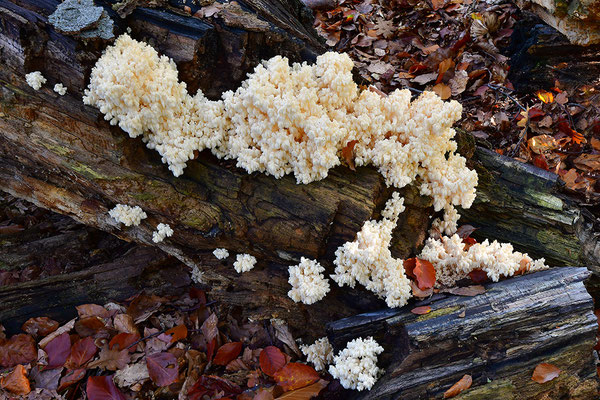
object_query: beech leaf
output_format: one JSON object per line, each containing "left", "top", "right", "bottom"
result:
{"left": 86, "top": 375, "right": 127, "bottom": 400}
{"left": 146, "top": 352, "right": 179, "bottom": 387}
{"left": 109, "top": 332, "right": 140, "bottom": 352}
{"left": 433, "top": 83, "right": 451, "bottom": 100}
{"left": 276, "top": 379, "right": 329, "bottom": 399}
{"left": 1, "top": 364, "right": 31, "bottom": 395}
{"left": 443, "top": 374, "right": 472, "bottom": 398}
{"left": 21, "top": 317, "right": 59, "bottom": 338}
{"left": 411, "top": 306, "right": 431, "bottom": 315}
{"left": 0, "top": 334, "right": 37, "bottom": 368}
{"left": 165, "top": 324, "right": 188, "bottom": 343}
{"left": 273, "top": 363, "right": 320, "bottom": 392}
{"left": 214, "top": 342, "right": 243, "bottom": 366}
{"left": 44, "top": 332, "right": 71, "bottom": 369}
{"left": 58, "top": 368, "right": 86, "bottom": 392}
{"left": 88, "top": 346, "right": 130, "bottom": 371}
{"left": 65, "top": 337, "right": 97, "bottom": 369}
{"left": 532, "top": 363, "right": 561, "bottom": 383}
{"left": 260, "top": 346, "right": 287, "bottom": 377}
{"left": 414, "top": 259, "right": 436, "bottom": 290}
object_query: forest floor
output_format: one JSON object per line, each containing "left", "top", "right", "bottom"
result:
{"left": 1, "top": 0, "right": 600, "bottom": 399}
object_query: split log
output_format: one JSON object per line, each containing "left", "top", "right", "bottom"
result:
{"left": 327, "top": 267, "right": 599, "bottom": 400}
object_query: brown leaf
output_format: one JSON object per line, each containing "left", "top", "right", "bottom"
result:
{"left": 449, "top": 70, "right": 469, "bottom": 96}
{"left": 214, "top": 342, "right": 243, "bottom": 366}
{"left": 411, "top": 306, "right": 431, "bottom": 315}
{"left": 29, "top": 366, "right": 61, "bottom": 390}
{"left": 412, "top": 72, "right": 438, "bottom": 85}
{"left": 341, "top": 140, "right": 358, "bottom": 171}
{"left": 65, "top": 337, "right": 97, "bottom": 369}
{"left": 0, "top": 224, "right": 24, "bottom": 235}
{"left": 446, "top": 285, "right": 486, "bottom": 296}
{"left": 573, "top": 154, "right": 600, "bottom": 171}
{"left": 532, "top": 363, "right": 561, "bottom": 383}
{"left": 201, "top": 313, "right": 219, "bottom": 343}
{"left": 555, "top": 91, "right": 568, "bottom": 105}
{"left": 21, "top": 317, "right": 59, "bottom": 338}
{"left": 468, "top": 269, "right": 489, "bottom": 284}
{"left": 0, "top": 334, "right": 37, "bottom": 367}
{"left": 58, "top": 368, "right": 86, "bottom": 392}
{"left": 260, "top": 346, "right": 287, "bottom": 377}
{"left": 433, "top": 83, "right": 452, "bottom": 100}
{"left": 276, "top": 379, "right": 329, "bottom": 399}
{"left": 166, "top": 324, "right": 188, "bottom": 343}
{"left": 112, "top": 313, "right": 138, "bottom": 335}
{"left": 88, "top": 346, "right": 130, "bottom": 371}
{"left": 527, "top": 135, "right": 557, "bottom": 154}
{"left": 444, "top": 374, "right": 472, "bottom": 398}
{"left": 147, "top": 352, "right": 179, "bottom": 387}
{"left": 109, "top": 332, "right": 140, "bottom": 352}
{"left": 456, "top": 225, "right": 478, "bottom": 239}
{"left": 188, "top": 375, "right": 242, "bottom": 400}
{"left": 437, "top": 58, "right": 454, "bottom": 83}
{"left": 271, "top": 319, "right": 302, "bottom": 356}
{"left": 76, "top": 304, "right": 110, "bottom": 319}
{"left": 126, "top": 293, "right": 166, "bottom": 323}
{"left": 75, "top": 316, "right": 107, "bottom": 337}
{"left": 1, "top": 364, "right": 31, "bottom": 395}
{"left": 591, "top": 137, "right": 600, "bottom": 151}
{"left": 273, "top": 363, "right": 319, "bottom": 392}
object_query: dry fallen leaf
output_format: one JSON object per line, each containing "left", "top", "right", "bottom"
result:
{"left": 1, "top": 364, "right": 31, "bottom": 395}
{"left": 433, "top": 83, "right": 452, "bottom": 100}
{"left": 444, "top": 374, "right": 472, "bottom": 398}
{"left": 411, "top": 306, "right": 432, "bottom": 315}
{"left": 532, "top": 363, "right": 561, "bottom": 383}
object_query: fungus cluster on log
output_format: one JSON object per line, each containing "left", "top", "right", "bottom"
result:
{"left": 77, "top": 33, "right": 556, "bottom": 391}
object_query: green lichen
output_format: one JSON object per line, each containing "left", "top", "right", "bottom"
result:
{"left": 66, "top": 161, "right": 116, "bottom": 180}
{"left": 415, "top": 305, "right": 462, "bottom": 322}
{"left": 454, "top": 379, "right": 516, "bottom": 399}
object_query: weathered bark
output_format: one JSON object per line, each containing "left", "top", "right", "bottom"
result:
{"left": 0, "top": 246, "right": 190, "bottom": 334}
{"left": 515, "top": 0, "right": 600, "bottom": 45}
{"left": 327, "top": 267, "right": 599, "bottom": 400}
{"left": 507, "top": 13, "right": 600, "bottom": 92}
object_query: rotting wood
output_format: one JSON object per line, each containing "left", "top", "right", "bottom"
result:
{"left": 327, "top": 267, "right": 598, "bottom": 400}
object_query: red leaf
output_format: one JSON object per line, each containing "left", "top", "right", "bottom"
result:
{"left": 109, "top": 332, "right": 140, "bottom": 352}
{"left": 451, "top": 31, "right": 471, "bottom": 52}
{"left": 146, "top": 352, "right": 179, "bottom": 387}
{"left": 76, "top": 304, "right": 110, "bottom": 319}
{"left": 259, "top": 346, "right": 287, "bottom": 377}
{"left": 273, "top": 363, "right": 320, "bottom": 391}
{"left": 44, "top": 332, "right": 71, "bottom": 369}
{"left": 1, "top": 364, "right": 31, "bottom": 395}
{"left": 0, "top": 334, "right": 37, "bottom": 368}
{"left": 414, "top": 259, "right": 436, "bottom": 290}
{"left": 533, "top": 154, "right": 549, "bottom": 170}
{"left": 404, "top": 258, "right": 417, "bottom": 279}
{"left": 86, "top": 376, "right": 126, "bottom": 400}
{"left": 21, "top": 317, "right": 59, "bottom": 338}
{"left": 65, "top": 337, "right": 97, "bottom": 369}
{"left": 207, "top": 337, "right": 217, "bottom": 362}
{"left": 532, "top": 363, "right": 561, "bottom": 383}
{"left": 188, "top": 375, "right": 242, "bottom": 400}
{"left": 214, "top": 342, "right": 243, "bottom": 366}
{"left": 528, "top": 107, "right": 545, "bottom": 119}
{"left": 411, "top": 306, "right": 431, "bottom": 315}
{"left": 444, "top": 374, "right": 472, "bottom": 398}
{"left": 58, "top": 368, "right": 86, "bottom": 392}
{"left": 165, "top": 324, "right": 188, "bottom": 343}
{"left": 468, "top": 269, "right": 489, "bottom": 284}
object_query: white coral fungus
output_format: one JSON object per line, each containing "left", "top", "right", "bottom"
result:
{"left": 419, "top": 234, "right": 548, "bottom": 287}
{"left": 83, "top": 34, "right": 476, "bottom": 230}
{"left": 152, "top": 223, "right": 173, "bottom": 243}
{"left": 300, "top": 337, "right": 334, "bottom": 371}
{"left": 233, "top": 254, "right": 256, "bottom": 273}
{"left": 329, "top": 337, "right": 384, "bottom": 391}
{"left": 108, "top": 204, "right": 147, "bottom": 227}
{"left": 287, "top": 257, "right": 330, "bottom": 304}
{"left": 25, "top": 71, "right": 46, "bottom": 90}
{"left": 213, "top": 248, "right": 229, "bottom": 260}
{"left": 332, "top": 193, "right": 412, "bottom": 308}
{"left": 53, "top": 83, "right": 67, "bottom": 95}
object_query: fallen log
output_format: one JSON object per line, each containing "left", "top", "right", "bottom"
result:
{"left": 327, "top": 266, "right": 599, "bottom": 399}
{"left": 2, "top": 0, "right": 600, "bottom": 335}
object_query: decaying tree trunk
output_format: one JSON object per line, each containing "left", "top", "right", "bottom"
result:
{"left": 0, "top": 2, "right": 599, "bottom": 397}
{"left": 328, "top": 267, "right": 598, "bottom": 400}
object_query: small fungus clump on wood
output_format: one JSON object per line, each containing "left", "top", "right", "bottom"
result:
{"left": 25, "top": 71, "right": 46, "bottom": 90}
{"left": 328, "top": 336, "right": 384, "bottom": 391}
{"left": 152, "top": 223, "right": 173, "bottom": 243}
{"left": 287, "top": 257, "right": 330, "bottom": 305}
{"left": 108, "top": 204, "right": 147, "bottom": 227}
{"left": 233, "top": 254, "right": 257, "bottom": 273}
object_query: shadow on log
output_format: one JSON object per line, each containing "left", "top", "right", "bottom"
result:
{"left": 327, "top": 267, "right": 598, "bottom": 399}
